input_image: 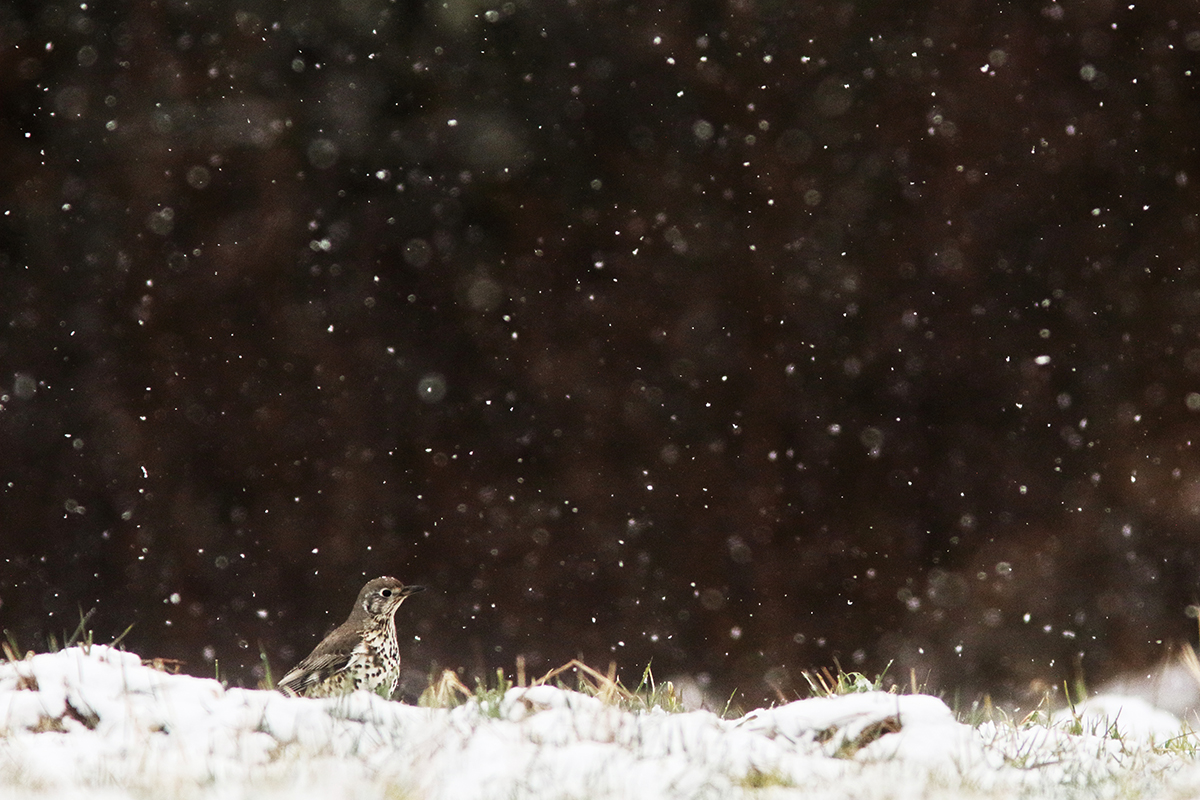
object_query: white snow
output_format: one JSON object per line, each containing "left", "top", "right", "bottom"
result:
{"left": 1, "top": 646, "right": 1198, "bottom": 799}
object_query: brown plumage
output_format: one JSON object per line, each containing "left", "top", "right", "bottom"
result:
{"left": 277, "top": 576, "right": 424, "bottom": 699}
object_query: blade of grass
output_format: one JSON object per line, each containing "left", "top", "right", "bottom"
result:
{"left": 66, "top": 606, "right": 96, "bottom": 648}
{"left": 111, "top": 622, "right": 135, "bottom": 649}
{"left": 3, "top": 629, "right": 23, "bottom": 662}
{"left": 258, "top": 642, "right": 275, "bottom": 690}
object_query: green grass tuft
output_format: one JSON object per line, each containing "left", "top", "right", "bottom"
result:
{"left": 418, "top": 658, "right": 691, "bottom": 715}
{"left": 739, "top": 766, "right": 795, "bottom": 789}
{"left": 802, "top": 661, "right": 895, "bottom": 698}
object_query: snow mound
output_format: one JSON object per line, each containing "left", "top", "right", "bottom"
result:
{"left": 0, "top": 646, "right": 1196, "bottom": 799}
{"left": 1053, "top": 694, "right": 1188, "bottom": 743}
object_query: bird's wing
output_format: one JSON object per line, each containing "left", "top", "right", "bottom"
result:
{"left": 276, "top": 651, "right": 353, "bottom": 696}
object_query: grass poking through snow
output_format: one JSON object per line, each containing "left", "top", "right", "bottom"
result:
{"left": 419, "top": 657, "right": 686, "bottom": 715}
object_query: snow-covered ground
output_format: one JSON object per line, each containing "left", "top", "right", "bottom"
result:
{"left": 1, "top": 646, "right": 1198, "bottom": 799}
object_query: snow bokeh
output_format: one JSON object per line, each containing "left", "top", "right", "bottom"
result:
{"left": 2, "top": 646, "right": 1198, "bottom": 799}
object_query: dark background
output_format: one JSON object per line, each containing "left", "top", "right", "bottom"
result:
{"left": 3, "top": 0, "right": 1200, "bottom": 707}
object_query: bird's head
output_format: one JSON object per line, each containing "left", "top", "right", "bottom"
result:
{"left": 359, "top": 576, "right": 425, "bottom": 617}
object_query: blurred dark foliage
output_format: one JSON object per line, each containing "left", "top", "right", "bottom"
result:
{"left": 3, "top": 0, "right": 1200, "bottom": 706}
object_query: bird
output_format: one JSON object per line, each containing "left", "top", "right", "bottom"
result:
{"left": 277, "top": 576, "right": 424, "bottom": 699}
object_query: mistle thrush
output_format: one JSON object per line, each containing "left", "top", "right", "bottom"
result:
{"left": 277, "top": 576, "right": 424, "bottom": 698}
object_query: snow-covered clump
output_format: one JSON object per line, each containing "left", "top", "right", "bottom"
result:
{"left": 0, "top": 646, "right": 1197, "bottom": 799}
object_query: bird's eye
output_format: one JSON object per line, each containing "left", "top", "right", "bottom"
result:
{"left": 381, "top": 589, "right": 392, "bottom": 597}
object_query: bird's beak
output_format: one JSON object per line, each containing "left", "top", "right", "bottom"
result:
{"left": 401, "top": 585, "right": 426, "bottom": 597}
